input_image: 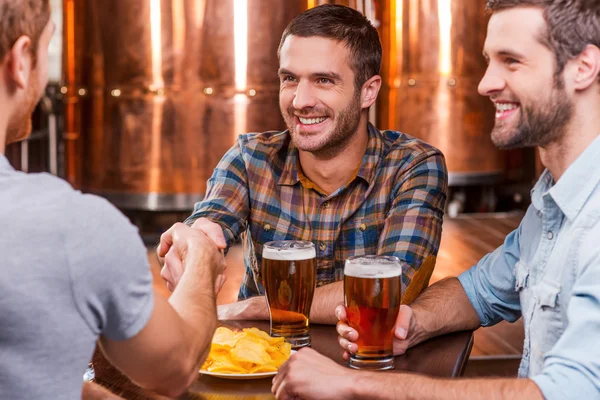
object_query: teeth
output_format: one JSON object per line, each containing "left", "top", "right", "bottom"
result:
{"left": 299, "top": 116, "right": 327, "bottom": 125}
{"left": 495, "top": 103, "right": 518, "bottom": 112}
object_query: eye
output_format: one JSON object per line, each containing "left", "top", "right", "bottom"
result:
{"left": 317, "top": 77, "right": 333, "bottom": 84}
{"left": 504, "top": 57, "right": 519, "bottom": 65}
{"left": 281, "top": 75, "right": 296, "bottom": 83}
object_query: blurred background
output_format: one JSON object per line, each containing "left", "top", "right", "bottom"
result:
{"left": 6, "top": 0, "right": 529, "bottom": 376}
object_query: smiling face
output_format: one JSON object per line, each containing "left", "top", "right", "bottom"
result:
{"left": 278, "top": 35, "right": 364, "bottom": 157}
{"left": 478, "top": 6, "right": 574, "bottom": 149}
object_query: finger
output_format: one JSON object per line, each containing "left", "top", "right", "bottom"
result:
{"left": 342, "top": 351, "right": 350, "bottom": 361}
{"left": 335, "top": 304, "right": 347, "bottom": 321}
{"left": 166, "top": 281, "right": 175, "bottom": 292}
{"left": 165, "top": 248, "right": 185, "bottom": 285}
{"left": 160, "top": 265, "right": 174, "bottom": 286}
{"left": 157, "top": 223, "right": 182, "bottom": 257}
{"left": 191, "top": 218, "right": 227, "bottom": 249}
{"left": 338, "top": 336, "right": 358, "bottom": 354}
{"left": 394, "top": 304, "right": 413, "bottom": 340}
{"left": 335, "top": 321, "right": 358, "bottom": 341}
{"left": 214, "top": 274, "right": 227, "bottom": 293}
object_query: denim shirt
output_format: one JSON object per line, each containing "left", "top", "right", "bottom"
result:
{"left": 458, "top": 136, "right": 600, "bottom": 399}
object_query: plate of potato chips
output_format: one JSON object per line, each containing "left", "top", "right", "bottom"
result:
{"left": 200, "top": 326, "right": 293, "bottom": 379}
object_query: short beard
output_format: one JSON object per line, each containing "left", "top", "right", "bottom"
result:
{"left": 285, "top": 92, "right": 362, "bottom": 159}
{"left": 492, "top": 76, "right": 573, "bottom": 150}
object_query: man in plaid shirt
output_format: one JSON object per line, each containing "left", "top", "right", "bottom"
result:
{"left": 159, "top": 4, "right": 448, "bottom": 324}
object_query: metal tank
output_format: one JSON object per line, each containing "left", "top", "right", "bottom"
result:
{"left": 377, "top": 0, "right": 502, "bottom": 185}
{"left": 62, "top": 0, "right": 309, "bottom": 211}
{"left": 322, "top": 0, "right": 503, "bottom": 186}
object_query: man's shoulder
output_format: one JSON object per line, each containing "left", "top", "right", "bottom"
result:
{"left": 8, "top": 172, "right": 131, "bottom": 233}
{"left": 378, "top": 128, "right": 442, "bottom": 157}
{"left": 376, "top": 128, "right": 445, "bottom": 167}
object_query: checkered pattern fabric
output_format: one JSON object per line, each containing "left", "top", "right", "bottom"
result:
{"left": 186, "top": 124, "right": 448, "bottom": 300}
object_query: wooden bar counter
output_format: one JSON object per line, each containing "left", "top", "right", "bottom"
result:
{"left": 91, "top": 320, "right": 473, "bottom": 399}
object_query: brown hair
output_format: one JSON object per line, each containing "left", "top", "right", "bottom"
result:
{"left": 487, "top": 0, "right": 600, "bottom": 80}
{"left": 0, "top": 0, "right": 51, "bottom": 65}
{"left": 278, "top": 4, "right": 382, "bottom": 90}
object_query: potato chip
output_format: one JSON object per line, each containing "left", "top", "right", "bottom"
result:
{"left": 200, "top": 326, "right": 292, "bottom": 375}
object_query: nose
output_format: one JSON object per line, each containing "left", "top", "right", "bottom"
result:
{"left": 478, "top": 64, "right": 505, "bottom": 97}
{"left": 292, "top": 81, "right": 317, "bottom": 111}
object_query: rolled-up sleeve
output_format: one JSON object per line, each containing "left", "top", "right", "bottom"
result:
{"left": 532, "top": 233, "right": 600, "bottom": 399}
{"left": 457, "top": 225, "right": 523, "bottom": 327}
{"left": 185, "top": 141, "right": 250, "bottom": 248}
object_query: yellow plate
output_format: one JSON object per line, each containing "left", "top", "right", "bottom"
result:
{"left": 199, "top": 350, "right": 295, "bottom": 380}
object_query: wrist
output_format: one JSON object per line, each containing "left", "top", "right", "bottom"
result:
{"left": 350, "top": 371, "right": 376, "bottom": 399}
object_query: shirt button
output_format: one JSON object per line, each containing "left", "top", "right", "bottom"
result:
{"left": 359, "top": 223, "right": 367, "bottom": 232}
{"left": 264, "top": 224, "right": 271, "bottom": 231}
{"left": 547, "top": 231, "right": 554, "bottom": 240}
{"left": 322, "top": 202, "right": 329, "bottom": 209}
{"left": 319, "top": 242, "right": 327, "bottom": 251}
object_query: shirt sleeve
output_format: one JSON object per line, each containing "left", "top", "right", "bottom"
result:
{"left": 185, "top": 141, "right": 250, "bottom": 249}
{"left": 64, "top": 193, "right": 154, "bottom": 341}
{"left": 457, "top": 223, "right": 523, "bottom": 326}
{"left": 378, "top": 150, "right": 447, "bottom": 288}
{"left": 531, "top": 224, "right": 600, "bottom": 399}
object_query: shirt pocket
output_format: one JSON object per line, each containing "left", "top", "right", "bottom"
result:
{"left": 535, "top": 279, "right": 565, "bottom": 335}
{"left": 338, "top": 218, "right": 383, "bottom": 257}
{"left": 514, "top": 260, "right": 530, "bottom": 291}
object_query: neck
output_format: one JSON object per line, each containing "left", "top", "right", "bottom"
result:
{"left": 539, "top": 97, "right": 600, "bottom": 181}
{"left": 0, "top": 94, "right": 8, "bottom": 154}
{"left": 298, "top": 115, "right": 369, "bottom": 195}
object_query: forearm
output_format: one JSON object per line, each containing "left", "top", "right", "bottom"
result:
{"left": 168, "top": 262, "right": 218, "bottom": 369}
{"left": 309, "top": 281, "right": 344, "bottom": 324}
{"left": 352, "top": 373, "right": 543, "bottom": 400}
{"left": 409, "top": 277, "right": 480, "bottom": 347}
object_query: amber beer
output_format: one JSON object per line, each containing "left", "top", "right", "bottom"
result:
{"left": 262, "top": 241, "right": 316, "bottom": 348}
{"left": 344, "top": 256, "right": 402, "bottom": 370}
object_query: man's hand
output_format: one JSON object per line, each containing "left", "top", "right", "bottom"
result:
{"left": 335, "top": 304, "right": 415, "bottom": 359}
{"left": 190, "top": 217, "right": 227, "bottom": 249}
{"left": 157, "top": 223, "right": 226, "bottom": 291}
{"left": 271, "top": 347, "right": 355, "bottom": 400}
{"left": 158, "top": 220, "right": 228, "bottom": 293}
{"left": 217, "top": 296, "right": 270, "bottom": 320}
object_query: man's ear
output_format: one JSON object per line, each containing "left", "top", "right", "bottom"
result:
{"left": 360, "top": 75, "right": 382, "bottom": 109}
{"left": 571, "top": 44, "right": 600, "bottom": 91}
{"left": 5, "top": 36, "right": 33, "bottom": 90}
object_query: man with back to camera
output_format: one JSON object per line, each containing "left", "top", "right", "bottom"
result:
{"left": 159, "top": 4, "right": 449, "bottom": 325}
{"left": 0, "top": 1, "right": 229, "bottom": 398}
{"left": 273, "top": 0, "right": 600, "bottom": 399}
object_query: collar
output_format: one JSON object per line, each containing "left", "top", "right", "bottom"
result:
{"left": 277, "top": 122, "right": 384, "bottom": 187}
{"left": 531, "top": 135, "right": 600, "bottom": 220}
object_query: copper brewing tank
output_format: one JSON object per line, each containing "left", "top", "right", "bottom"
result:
{"left": 376, "top": 0, "right": 502, "bottom": 185}
{"left": 62, "top": 0, "right": 309, "bottom": 210}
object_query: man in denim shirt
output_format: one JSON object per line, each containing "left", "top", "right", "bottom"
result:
{"left": 275, "top": 1, "right": 600, "bottom": 399}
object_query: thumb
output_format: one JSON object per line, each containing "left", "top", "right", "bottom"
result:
{"left": 394, "top": 305, "right": 413, "bottom": 340}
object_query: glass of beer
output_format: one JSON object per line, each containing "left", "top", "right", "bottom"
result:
{"left": 262, "top": 240, "right": 316, "bottom": 349}
{"left": 344, "top": 255, "right": 402, "bottom": 370}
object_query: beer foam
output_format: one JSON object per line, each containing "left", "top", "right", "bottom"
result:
{"left": 263, "top": 246, "right": 316, "bottom": 261}
{"left": 344, "top": 264, "right": 402, "bottom": 279}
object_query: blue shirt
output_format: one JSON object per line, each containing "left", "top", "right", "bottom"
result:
{"left": 458, "top": 136, "right": 600, "bottom": 399}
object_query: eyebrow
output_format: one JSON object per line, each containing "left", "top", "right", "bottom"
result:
{"left": 278, "top": 68, "right": 343, "bottom": 81}
{"left": 483, "top": 48, "right": 526, "bottom": 60}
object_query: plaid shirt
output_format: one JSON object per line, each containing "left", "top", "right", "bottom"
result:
{"left": 187, "top": 123, "right": 448, "bottom": 300}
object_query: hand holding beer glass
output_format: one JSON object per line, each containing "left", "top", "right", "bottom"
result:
{"left": 262, "top": 241, "right": 316, "bottom": 349}
{"left": 344, "top": 255, "right": 402, "bottom": 370}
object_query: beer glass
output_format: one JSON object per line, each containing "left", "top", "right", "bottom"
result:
{"left": 344, "top": 255, "right": 402, "bottom": 370}
{"left": 262, "top": 240, "right": 316, "bottom": 348}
